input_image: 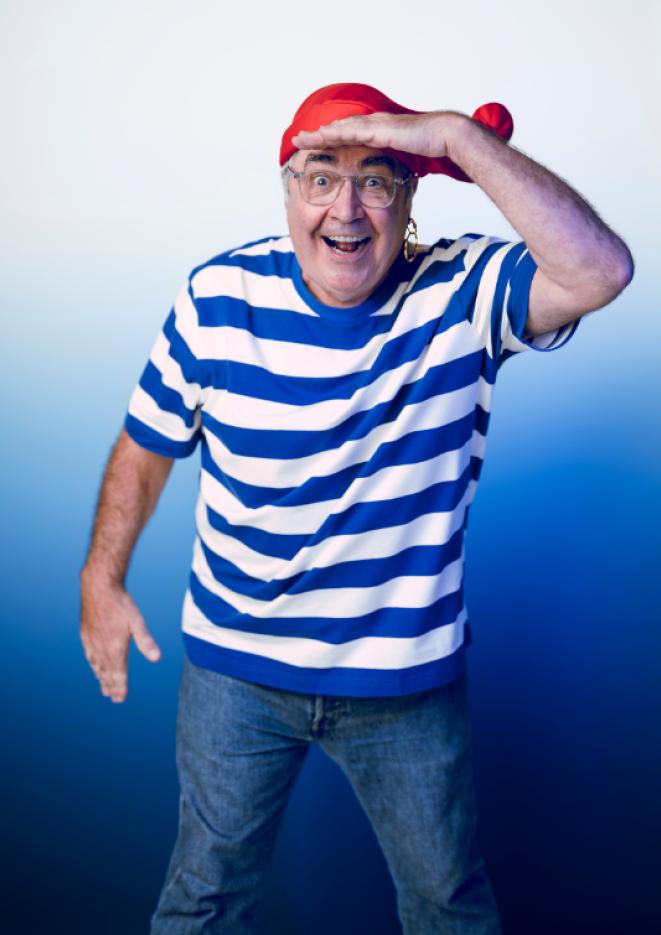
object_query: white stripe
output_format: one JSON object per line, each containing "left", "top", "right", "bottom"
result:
{"left": 196, "top": 480, "right": 476, "bottom": 581}
{"left": 470, "top": 240, "right": 513, "bottom": 357}
{"left": 228, "top": 236, "right": 294, "bottom": 258}
{"left": 191, "top": 539, "right": 464, "bottom": 618}
{"left": 150, "top": 331, "right": 202, "bottom": 410}
{"left": 200, "top": 434, "right": 477, "bottom": 535}
{"left": 127, "top": 385, "right": 200, "bottom": 442}
{"left": 171, "top": 283, "right": 208, "bottom": 359}
{"left": 191, "top": 264, "right": 314, "bottom": 315}
{"left": 204, "top": 376, "right": 493, "bottom": 489}
{"left": 499, "top": 272, "right": 565, "bottom": 355}
{"left": 182, "top": 234, "right": 494, "bottom": 372}
{"left": 188, "top": 268, "right": 473, "bottom": 377}
{"left": 182, "top": 589, "right": 467, "bottom": 670}
{"left": 404, "top": 234, "right": 483, "bottom": 272}
{"left": 209, "top": 319, "right": 481, "bottom": 429}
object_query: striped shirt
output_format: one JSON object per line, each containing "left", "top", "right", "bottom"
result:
{"left": 125, "top": 233, "right": 577, "bottom": 697}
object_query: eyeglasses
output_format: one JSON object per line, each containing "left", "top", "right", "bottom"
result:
{"left": 287, "top": 165, "right": 414, "bottom": 208}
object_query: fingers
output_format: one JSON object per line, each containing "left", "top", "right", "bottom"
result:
{"left": 81, "top": 634, "right": 130, "bottom": 703}
{"left": 292, "top": 116, "right": 380, "bottom": 150}
{"left": 81, "top": 622, "right": 160, "bottom": 705}
{"left": 101, "top": 670, "right": 128, "bottom": 704}
{"left": 97, "top": 655, "right": 128, "bottom": 703}
{"left": 98, "top": 637, "right": 129, "bottom": 702}
{"left": 130, "top": 615, "right": 162, "bottom": 663}
{"left": 80, "top": 585, "right": 155, "bottom": 704}
{"left": 291, "top": 112, "right": 448, "bottom": 160}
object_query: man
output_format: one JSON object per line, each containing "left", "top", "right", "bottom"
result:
{"left": 80, "top": 83, "right": 633, "bottom": 934}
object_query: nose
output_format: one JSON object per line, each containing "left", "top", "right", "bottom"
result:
{"left": 330, "top": 177, "right": 366, "bottom": 223}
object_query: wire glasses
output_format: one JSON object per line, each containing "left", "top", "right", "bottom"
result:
{"left": 287, "top": 165, "right": 414, "bottom": 208}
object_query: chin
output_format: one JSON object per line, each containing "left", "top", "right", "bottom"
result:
{"left": 324, "top": 274, "right": 375, "bottom": 306}
{"left": 322, "top": 260, "right": 384, "bottom": 303}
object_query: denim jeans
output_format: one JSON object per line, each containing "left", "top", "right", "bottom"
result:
{"left": 150, "top": 656, "right": 501, "bottom": 934}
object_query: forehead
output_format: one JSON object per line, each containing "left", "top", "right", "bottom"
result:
{"left": 294, "top": 145, "right": 397, "bottom": 172}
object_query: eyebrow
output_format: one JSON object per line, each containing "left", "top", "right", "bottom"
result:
{"left": 302, "top": 152, "right": 398, "bottom": 172}
{"left": 303, "top": 152, "right": 335, "bottom": 167}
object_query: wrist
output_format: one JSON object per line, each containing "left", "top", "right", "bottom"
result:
{"left": 80, "top": 558, "right": 125, "bottom": 593}
{"left": 443, "top": 112, "right": 488, "bottom": 165}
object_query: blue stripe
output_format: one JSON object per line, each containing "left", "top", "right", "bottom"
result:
{"left": 497, "top": 316, "right": 580, "bottom": 366}
{"left": 489, "top": 242, "right": 526, "bottom": 362}
{"left": 307, "top": 464, "right": 472, "bottom": 544}
{"left": 139, "top": 361, "right": 196, "bottom": 427}
{"left": 202, "top": 339, "right": 487, "bottom": 408}
{"left": 189, "top": 242, "right": 504, "bottom": 401}
{"left": 453, "top": 240, "right": 510, "bottom": 328}
{"left": 204, "top": 462, "right": 473, "bottom": 560}
{"left": 199, "top": 523, "right": 466, "bottom": 600}
{"left": 206, "top": 506, "right": 309, "bottom": 560}
{"left": 291, "top": 244, "right": 430, "bottom": 318}
{"left": 189, "top": 571, "right": 465, "bottom": 641}
{"left": 508, "top": 249, "right": 537, "bottom": 339}
{"left": 190, "top": 237, "right": 295, "bottom": 279}
{"left": 406, "top": 251, "right": 468, "bottom": 295}
{"left": 198, "top": 315, "right": 489, "bottom": 410}
{"left": 194, "top": 246, "right": 472, "bottom": 350}
{"left": 496, "top": 246, "right": 580, "bottom": 367}
{"left": 124, "top": 414, "right": 200, "bottom": 458}
{"left": 183, "top": 628, "right": 469, "bottom": 697}
{"left": 161, "top": 309, "right": 202, "bottom": 386}
{"left": 202, "top": 350, "right": 484, "bottom": 458}
{"left": 200, "top": 413, "right": 488, "bottom": 509}
{"left": 196, "top": 295, "right": 395, "bottom": 349}
{"left": 194, "top": 312, "right": 437, "bottom": 397}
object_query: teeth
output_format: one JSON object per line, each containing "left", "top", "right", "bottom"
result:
{"left": 327, "top": 236, "right": 367, "bottom": 242}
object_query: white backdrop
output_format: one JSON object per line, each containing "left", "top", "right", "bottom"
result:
{"left": 2, "top": 0, "right": 657, "bottom": 358}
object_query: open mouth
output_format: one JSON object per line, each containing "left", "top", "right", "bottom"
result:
{"left": 322, "top": 235, "right": 371, "bottom": 256}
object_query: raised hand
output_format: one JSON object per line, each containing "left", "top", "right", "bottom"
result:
{"left": 291, "top": 111, "right": 461, "bottom": 160}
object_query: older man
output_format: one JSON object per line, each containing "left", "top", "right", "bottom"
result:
{"left": 80, "top": 83, "right": 633, "bottom": 934}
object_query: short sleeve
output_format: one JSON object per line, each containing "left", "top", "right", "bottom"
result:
{"left": 496, "top": 243, "right": 579, "bottom": 366}
{"left": 124, "top": 281, "right": 203, "bottom": 458}
{"left": 466, "top": 237, "right": 579, "bottom": 368}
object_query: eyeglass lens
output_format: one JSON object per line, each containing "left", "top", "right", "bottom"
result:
{"left": 299, "top": 171, "right": 398, "bottom": 207}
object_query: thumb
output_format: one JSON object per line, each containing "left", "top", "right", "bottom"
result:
{"left": 129, "top": 614, "right": 162, "bottom": 663}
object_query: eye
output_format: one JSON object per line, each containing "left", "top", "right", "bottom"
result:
{"left": 309, "top": 172, "right": 332, "bottom": 188}
{"left": 362, "top": 174, "right": 387, "bottom": 190}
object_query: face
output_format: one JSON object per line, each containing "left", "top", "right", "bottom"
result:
{"left": 286, "top": 146, "right": 416, "bottom": 308}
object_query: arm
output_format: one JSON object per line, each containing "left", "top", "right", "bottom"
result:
{"left": 443, "top": 116, "right": 634, "bottom": 335}
{"left": 292, "top": 111, "right": 634, "bottom": 335}
{"left": 80, "top": 429, "right": 174, "bottom": 703}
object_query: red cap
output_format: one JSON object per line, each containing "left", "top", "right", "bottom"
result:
{"left": 279, "top": 83, "right": 514, "bottom": 182}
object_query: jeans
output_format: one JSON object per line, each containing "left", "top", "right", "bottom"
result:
{"left": 150, "top": 656, "right": 501, "bottom": 934}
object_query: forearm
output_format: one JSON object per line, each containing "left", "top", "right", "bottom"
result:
{"left": 80, "top": 429, "right": 170, "bottom": 701}
{"left": 82, "top": 429, "right": 174, "bottom": 587}
{"left": 444, "top": 114, "right": 634, "bottom": 299}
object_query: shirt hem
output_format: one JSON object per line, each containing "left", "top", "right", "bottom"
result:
{"left": 182, "top": 630, "right": 471, "bottom": 698}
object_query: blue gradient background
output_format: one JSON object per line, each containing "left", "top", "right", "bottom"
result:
{"left": 2, "top": 1, "right": 659, "bottom": 932}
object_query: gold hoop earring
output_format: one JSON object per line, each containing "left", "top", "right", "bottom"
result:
{"left": 403, "top": 218, "right": 419, "bottom": 263}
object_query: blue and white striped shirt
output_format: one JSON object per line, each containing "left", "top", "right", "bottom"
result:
{"left": 125, "top": 233, "right": 577, "bottom": 696}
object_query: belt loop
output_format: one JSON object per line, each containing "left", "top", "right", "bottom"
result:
{"left": 311, "top": 695, "right": 325, "bottom": 735}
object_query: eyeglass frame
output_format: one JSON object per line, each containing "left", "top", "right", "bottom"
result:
{"left": 286, "top": 164, "right": 417, "bottom": 209}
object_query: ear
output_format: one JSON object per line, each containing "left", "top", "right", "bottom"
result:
{"left": 406, "top": 176, "right": 418, "bottom": 210}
